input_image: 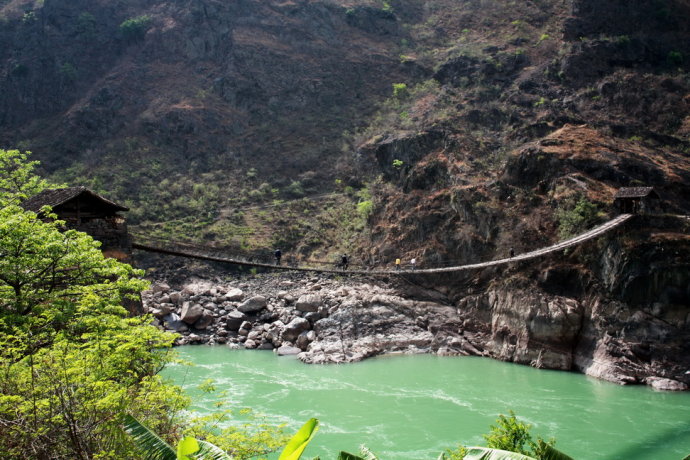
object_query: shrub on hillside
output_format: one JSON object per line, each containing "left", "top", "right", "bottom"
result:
{"left": 119, "top": 15, "right": 152, "bottom": 41}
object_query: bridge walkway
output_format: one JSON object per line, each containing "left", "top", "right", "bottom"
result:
{"left": 132, "top": 214, "right": 633, "bottom": 275}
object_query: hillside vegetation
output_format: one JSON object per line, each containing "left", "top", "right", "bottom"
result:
{"left": 0, "top": 0, "right": 689, "bottom": 265}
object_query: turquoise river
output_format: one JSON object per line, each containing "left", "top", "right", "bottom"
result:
{"left": 165, "top": 346, "right": 690, "bottom": 460}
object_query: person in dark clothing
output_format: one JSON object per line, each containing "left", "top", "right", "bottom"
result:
{"left": 274, "top": 249, "right": 282, "bottom": 265}
{"left": 341, "top": 254, "right": 348, "bottom": 270}
{"left": 509, "top": 247, "right": 515, "bottom": 258}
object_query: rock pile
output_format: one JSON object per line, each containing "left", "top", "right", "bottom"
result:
{"left": 142, "top": 274, "right": 478, "bottom": 364}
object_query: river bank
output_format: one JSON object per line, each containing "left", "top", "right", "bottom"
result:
{"left": 142, "top": 268, "right": 689, "bottom": 391}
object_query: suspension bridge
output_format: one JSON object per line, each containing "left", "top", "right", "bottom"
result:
{"left": 131, "top": 213, "right": 633, "bottom": 275}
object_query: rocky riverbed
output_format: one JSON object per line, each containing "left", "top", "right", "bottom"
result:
{"left": 143, "top": 272, "right": 475, "bottom": 364}
{"left": 143, "top": 268, "right": 689, "bottom": 392}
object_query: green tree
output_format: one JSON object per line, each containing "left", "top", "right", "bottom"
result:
{"left": 555, "top": 196, "right": 601, "bottom": 239}
{"left": 0, "top": 152, "right": 184, "bottom": 458}
{"left": 119, "top": 15, "right": 152, "bottom": 42}
{"left": 0, "top": 149, "right": 52, "bottom": 206}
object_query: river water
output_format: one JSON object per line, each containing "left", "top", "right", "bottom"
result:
{"left": 164, "top": 346, "right": 690, "bottom": 460}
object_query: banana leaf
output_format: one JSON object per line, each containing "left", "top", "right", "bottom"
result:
{"left": 464, "top": 447, "right": 538, "bottom": 460}
{"left": 278, "top": 418, "right": 320, "bottom": 460}
{"left": 123, "top": 414, "right": 176, "bottom": 460}
{"left": 196, "top": 439, "right": 235, "bottom": 460}
{"left": 540, "top": 443, "right": 574, "bottom": 460}
{"left": 177, "top": 436, "right": 200, "bottom": 459}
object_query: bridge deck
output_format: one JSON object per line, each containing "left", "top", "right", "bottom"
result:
{"left": 132, "top": 214, "right": 633, "bottom": 275}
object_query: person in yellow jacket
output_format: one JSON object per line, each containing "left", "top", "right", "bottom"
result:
{"left": 395, "top": 258, "right": 401, "bottom": 270}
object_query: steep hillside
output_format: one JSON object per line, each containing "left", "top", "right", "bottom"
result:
{"left": 0, "top": 0, "right": 420, "bottom": 248}
{"left": 2, "top": 0, "right": 689, "bottom": 386}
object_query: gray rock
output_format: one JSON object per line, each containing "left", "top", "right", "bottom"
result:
{"left": 226, "top": 310, "right": 248, "bottom": 330}
{"left": 238, "top": 328, "right": 249, "bottom": 337}
{"left": 225, "top": 288, "right": 244, "bottom": 301}
{"left": 240, "top": 320, "right": 252, "bottom": 331}
{"left": 282, "top": 317, "right": 310, "bottom": 342}
{"left": 152, "top": 282, "right": 170, "bottom": 293}
{"left": 647, "top": 377, "right": 688, "bottom": 391}
{"left": 296, "top": 294, "right": 322, "bottom": 312}
{"left": 244, "top": 339, "right": 258, "bottom": 349}
{"left": 257, "top": 342, "right": 275, "bottom": 350}
{"left": 296, "top": 331, "right": 313, "bottom": 350}
{"left": 157, "top": 303, "right": 174, "bottom": 316}
{"left": 275, "top": 345, "right": 302, "bottom": 356}
{"left": 238, "top": 295, "right": 267, "bottom": 313}
{"left": 304, "top": 312, "right": 321, "bottom": 324}
{"left": 169, "top": 292, "right": 182, "bottom": 305}
{"left": 194, "top": 313, "right": 214, "bottom": 330}
{"left": 180, "top": 302, "right": 204, "bottom": 325}
{"left": 247, "top": 330, "right": 262, "bottom": 341}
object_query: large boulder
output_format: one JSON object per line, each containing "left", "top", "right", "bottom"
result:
{"left": 194, "top": 312, "right": 215, "bottom": 330}
{"left": 157, "top": 303, "right": 175, "bottom": 316}
{"left": 151, "top": 282, "right": 170, "bottom": 294}
{"left": 646, "top": 377, "right": 688, "bottom": 391}
{"left": 226, "top": 310, "right": 248, "bottom": 330}
{"left": 296, "top": 330, "right": 315, "bottom": 350}
{"left": 282, "top": 317, "right": 310, "bottom": 342}
{"left": 275, "top": 345, "right": 302, "bottom": 356}
{"left": 180, "top": 302, "right": 204, "bottom": 324}
{"left": 295, "top": 294, "right": 322, "bottom": 313}
{"left": 169, "top": 291, "right": 183, "bottom": 305}
{"left": 225, "top": 288, "right": 244, "bottom": 301}
{"left": 238, "top": 295, "right": 267, "bottom": 313}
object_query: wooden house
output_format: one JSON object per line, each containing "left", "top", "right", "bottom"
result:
{"left": 21, "top": 186, "right": 132, "bottom": 260}
{"left": 613, "top": 187, "right": 660, "bottom": 214}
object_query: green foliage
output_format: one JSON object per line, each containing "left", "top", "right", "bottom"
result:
{"left": 356, "top": 187, "right": 374, "bottom": 220}
{"left": 76, "top": 11, "right": 97, "bottom": 38}
{"left": 285, "top": 180, "right": 306, "bottom": 198}
{"left": 555, "top": 196, "right": 601, "bottom": 239}
{"left": 441, "top": 444, "right": 469, "bottom": 459}
{"left": 21, "top": 10, "right": 36, "bottom": 23}
{"left": 0, "top": 200, "right": 186, "bottom": 458}
{"left": 667, "top": 50, "right": 683, "bottom": 66}
{"left": 0, "top": 152, "right": 288, "bottom": 459}
{"left": 278, "top": 418, "right": 319, "bottom": 460}
{"left": 125, "top": 414, "right": 235, "bottom": 460}
{"left": 59, "top": 62, "right": 78, "bottom": 81}
{"left": 483, "top": 411, "right": 535, "bottom": 456}
{"left": 119, "top": 15, "right": 152, "bottom": 41}
{"left": 392, "top": 82, "right": 409, "bottom": 99}
{"left": 186, "top": 406, "right": 288, "bottom": 458}
{"left": 392, "top": 159, "right": 404, "bottom": 169}
{"left": 0, "top": 149, "right": 52, "bottom": 206}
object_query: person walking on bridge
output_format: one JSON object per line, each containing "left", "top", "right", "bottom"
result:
{"left": 395, "top": 258, "right": 401, "bottom": 270}
{"left": 274, "top": 249, "right": 282, "bottom": 265}
{"left": 341, "top": 254, "right": 349, "bottom": 271}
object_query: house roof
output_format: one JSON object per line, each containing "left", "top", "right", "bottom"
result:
{"left": 21, "top": 186, "right": 129, "bottom": 213}
{"left": 614, "top": 187, "right": 659, "bottom": 199}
